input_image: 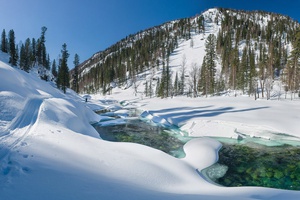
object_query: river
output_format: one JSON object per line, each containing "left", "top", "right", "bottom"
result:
{"left": 92, "top": 106, "right": 300, "bottom": 191}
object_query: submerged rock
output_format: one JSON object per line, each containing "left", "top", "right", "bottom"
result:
{"left": 214, "top": 143, "right": 300, "bottom": 190}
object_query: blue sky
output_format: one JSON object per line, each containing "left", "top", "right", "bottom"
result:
{"left": 0, "top": 0, "right": 299, "bottom": 68}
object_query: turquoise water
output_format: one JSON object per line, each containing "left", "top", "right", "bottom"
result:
{"left": 206, "top": 142, "right": 300, "bottom": 190}
{"left": 93, "top": 111, "right": 300, "bottom": 191}
{"left": 94, "top": 118, "right": 187, "bottom": 158}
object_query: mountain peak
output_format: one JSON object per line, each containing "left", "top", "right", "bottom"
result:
{"left": 72, "top": 7, "right": 299, "bottom": 99}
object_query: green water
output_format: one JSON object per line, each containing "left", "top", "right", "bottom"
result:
{"left": 93, "top": 116, "right": 300, "bottom": 191}
{"left": 94, "top": 119, "right": 186, "bottom": 158}
{"left": 212, "top": 143, "right": 300, "bottom": 190}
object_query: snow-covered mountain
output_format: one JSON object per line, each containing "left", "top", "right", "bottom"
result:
{"left": 72, "top": 8, "right": 299, "bottom": 98}
{"left": 1, "top": 8, "right": 300, "bottom": 200}
{"left": 1, "top": 41, "right": 300, "bottom": 199}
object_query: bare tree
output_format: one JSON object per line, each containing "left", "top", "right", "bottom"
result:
{"left": 180, "top": 54, "right": 187, "bottom": 95}
{"left": 265, "top": 77, "right": 273, "bottom": 100}
{"left": 189, "top": 63, "right": 199, "bottom": 98}
{"left": 190, "top": 37, "right": 194, "bottom": 48}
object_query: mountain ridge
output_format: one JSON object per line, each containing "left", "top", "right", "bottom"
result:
{"left": 72, "top": 7, "right": 300, "bottom": 99}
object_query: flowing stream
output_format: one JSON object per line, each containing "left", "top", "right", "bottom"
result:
{"left": 93, "top": 107, "right": 300, "bottom": 191}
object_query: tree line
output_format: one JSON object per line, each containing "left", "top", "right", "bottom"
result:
{"left": 72, "top": 16, "right": 205, "bottom": 94}
{"left": 0, "top": 26, "right": 80, "bottom": 94}
{"left": 75, "top": 8, "right": 300, "bottom": 99}
{"left": 152, "top": 9, "right": 300, "bottom": 100}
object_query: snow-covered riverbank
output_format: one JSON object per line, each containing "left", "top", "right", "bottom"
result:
{"left": 1, "top": 54, "right": 300, "bottom": 199}
{"left": 93, "top": 87, "right": 300, "bottom": 143}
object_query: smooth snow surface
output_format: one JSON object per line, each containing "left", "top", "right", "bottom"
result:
{"left": 1, "top": 50, "right": 300, "bottom": 199}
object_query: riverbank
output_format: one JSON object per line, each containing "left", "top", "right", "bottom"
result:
{"left": 91, "top": 88, "right": 300, "bottom": 144}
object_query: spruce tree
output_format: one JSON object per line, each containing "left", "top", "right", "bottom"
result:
{"left": 36, "top": 26, "right": 47, "bottom": 67}
{"left": 230, "top": 47, "right": 239, "bottom": 95}
{"left": 25, "top": 38, "right": 32, "bottom": 71}
{"left": 46, "top": 54, "right": 51, "bottom": 70}
{"left": 73, "top": 53, "right": 80, "bottom": 93}
{"left": 20, "top": 38, "right": 34, "bottom": 72}
{"left": 57, "top": 43, "right": 70, "bottom": 93}
{"left": 158, "top": 62, "right": 166, "bottom": 98}
{"left": 1, "top": 29, "right": 7, "bottom": 53}
{"left": 51, "top": 59, "right": 57, "bottom": 78}
{"left": 31, "top": 38, "right": 36, "bottom": 64}
{"left": 198, "top": 56, "right": 208, "bottom": 97}
{"left": 166, "top": 63, "right": 172, "bottom": 97}
{"left": 19, "top": 44, "right": 26, "bottom": 70}
{"left": 205, "top": 34, "right": 217, "bottom": 95}
{"left": 258, "top": 45, "right": 268, "bottom": 98}
{"left": 8, "top": 29, "right": 17, "bottom": 66}
{"left": 238, "top": 46, "right": 248, "bottom": 93}
{"left": 248, "top": 48, "right": 256, "bottom": 96}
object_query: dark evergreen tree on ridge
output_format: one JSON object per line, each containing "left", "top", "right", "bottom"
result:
{"left": 51, "top": 59, "right": 58, "bottom": 78}
{"left": 36, "top": 26, "right": 48, "bottom": 68}
{"left": 1, "top": 29, "right": 8, "bottom": 53}
{"left": 72, "top": 53, "right": 80, "bottom": 93}
{"left": 8, "top": 29, "right": 18, "bottom": 66}
{"left": 57, "top": 43, "right": 70, "bottom": 94}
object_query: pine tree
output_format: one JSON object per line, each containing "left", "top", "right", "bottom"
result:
{"left": 8, "top": 29, "right": 17, "bottom": 66}
{"left": 237, "top": 46, "right": 248, "bottom": 93}
{"left": 258, "top": 45, "right": 268, "bottom": 98}
{"left": 51, "top": 59, "right": 58, "bottom": 78}
{"left": 158, "top": 63, "right": 166, "bottom": 98}
{"left": 248, "top": 48, "right": 256, "bottom": 96}
{"left": 36, "top": 26, "right": 47, "bottom": 67}
{"left": 230, "top": 47, "right": 239, "bottom": 96}
{"left": 205, "top": 34, "right": 217, "bottom": 95}
{"left": 45, "top": 54, "right": 50, "bottom": 70}
{"left": 198, "top": 56, "right": 209, "bottom": 97}
{"left": 19, "top": 38, "right": 35, "bottom": 72}
{"left": 31, "top": 38, "right": 36, "bottom": 64}
{"left": 166, "top": 62, "right": 172, "bottom": 97}
{"left": 57, "top": 43, "right": 70, "bottom": 93}
{"left": 73, "top": 53, "right": 80, "bottom": 93}
{"left": 19, "top": 44, "right": 26, "bottom": 70}
{"left": 1, "top": 29, "right": 7, "bottom": 53}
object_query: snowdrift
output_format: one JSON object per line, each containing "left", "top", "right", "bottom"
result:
{"left": 1, "top": 52, "right": 300, "bottom": 200}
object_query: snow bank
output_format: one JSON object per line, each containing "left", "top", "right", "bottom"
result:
{"left": 1, "top": 51, "right": 300, "bottom": 200}
{"left": 118, "top": 96, "right": 300, "bottom": 141}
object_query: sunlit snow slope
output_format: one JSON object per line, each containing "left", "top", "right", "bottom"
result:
{"left": 1, "top": 51, "right": 300, "bottom": 200}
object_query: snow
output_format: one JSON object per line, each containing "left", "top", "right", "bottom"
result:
{"left": 105, "top": 89, "right": 300, "bottom": 142}
{"left": 1, "top": 17, "right": 300, "bottom": 200}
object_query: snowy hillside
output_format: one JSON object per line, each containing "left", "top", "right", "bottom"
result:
{"left": 74, "top": 8, "right": 299, "bottom": 100}
{"left": 1, "top": 43, "right": 300, "bottom": 200}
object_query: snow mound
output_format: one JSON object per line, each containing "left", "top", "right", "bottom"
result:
{"left": 1, "top": 52, "right": 300, "bottom": 199}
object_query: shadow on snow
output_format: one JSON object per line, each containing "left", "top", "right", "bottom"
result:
{"left": 148, "top": 106, "right": 269, "bottom": 126}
